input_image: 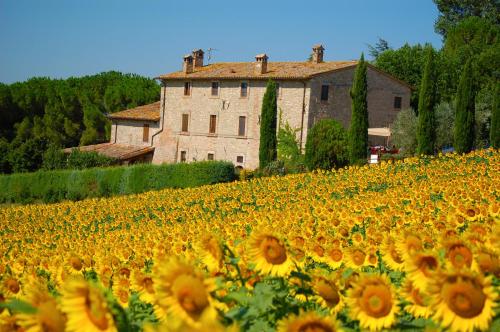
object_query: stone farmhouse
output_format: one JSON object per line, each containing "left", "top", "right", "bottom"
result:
{"left": 78, "top": 45, "right": 411, "bottom": 169}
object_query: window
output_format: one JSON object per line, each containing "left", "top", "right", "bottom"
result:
{"left": 180, "top": 151, "right": 187, "bottom": 162}
{"left": 211, "top": 82, "right": 219, "bottom": 96}
{"left": 209, "top": 115, "right": 217, "bottom": 134}
{"left": 184, "top": 82, "right": 191, "bottom": 96}
{"left": 207, "top": 153, "right": 214, "bottom": 161}
{"left": 181, "top": 114, "right": 189, "bottom": 132}
{"left": 394, "top": 96, "right": 402, "bottom": 109}
{"left": 321, "top": 85, "right": 329, "bottom": 101}
{"left": 238, "top": 116, "right": 246, "bottom": 136}
{"left": 275, "top": 83, "right": 280, "bottom": 98}
{"left": 240, "top": 82, "right": 248, "bottom": 97}
{"left": 143, "top": 124, "right": 149, "bottom": 142}
{"left": 236, "top": 155, "right": 244, "bottom": 163}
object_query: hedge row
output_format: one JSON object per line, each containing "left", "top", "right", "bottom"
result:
{"left": 0, "top": 161, "right": 236, "bottom": 204}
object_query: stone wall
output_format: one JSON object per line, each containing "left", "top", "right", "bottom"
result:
{"left": 308, "top": 66, "right": 411, "bottom": 131}
{"left": 111, "top": 120, "right": 160, "bottom": 146}
{"left": 153, "top": 79, "right": 307, "bottom": 169}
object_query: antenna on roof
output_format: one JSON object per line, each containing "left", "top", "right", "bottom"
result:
{"left": 207, "top": 48, "right": 218, "bottom": 65}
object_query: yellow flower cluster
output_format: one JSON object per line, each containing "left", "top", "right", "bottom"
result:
{"left": 0, "top": 149, "right": 498, "bottom": 332}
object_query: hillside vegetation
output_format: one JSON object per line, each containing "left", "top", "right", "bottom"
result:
{"left": 0, "top": 71, "right": 159, "bottom": 173}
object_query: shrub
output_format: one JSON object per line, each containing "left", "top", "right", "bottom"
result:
{"left": 66, "top": 149, "right": 116, "bottom": 169}
{"left": 435, "top": 102, "right": 455, "bottom": 151}
{"left": 277, "top": 119, "right": 305, "bottom": 173}
{"left": 391, "top": 108, "right": 418, "bottom": 156}
{"left": 0, "top": 161, "right": 236, "bottom": 204}
{"left": 42, "top": 144, "right": 67, "bottom": 170}
{"left": 305, "top": 119, "right": 348, "bottom": 170}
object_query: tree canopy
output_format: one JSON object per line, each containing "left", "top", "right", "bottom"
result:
{"left": 0, "top": 71, "right": 159, "bottom": 173}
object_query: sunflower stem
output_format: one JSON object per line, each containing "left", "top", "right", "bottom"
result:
{"left": 223, "top": 245, "right": 246, "bottom": 287}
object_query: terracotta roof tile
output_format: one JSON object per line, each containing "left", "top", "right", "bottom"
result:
{"left": 157, "top": 61, "right": 359, "bottom": 80}
{"left": 108, "top": 101, "right": 161, "bottom": 121}
{"left": 63, "top": 143, "right": 155, "bottom": 160}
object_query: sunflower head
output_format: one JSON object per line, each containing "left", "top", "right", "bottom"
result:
{"left": 249, "top": 231, "right": 293, "bottom": 277}
{"left": 277, "top": 311, "right": 341, "bottom": 332}
{"left": 429, "top": 270, "right": 497, "bottom": 332}
{"left": 60, "top": 277, "right": 116, "bottom": 332}
{"left": 347, "top": 274, "right": 399, "bottom": 331}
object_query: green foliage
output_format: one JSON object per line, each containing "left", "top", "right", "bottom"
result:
{"left": 348, "top": 54, "right": 368, "bottom": 164}
{"left": 42, "top": 144, "right": 67, "bottom": 171}
{"left": 259, "top": 80, "right": 278, "bottom": 169}
{"left": 0, "top": 72, "right": 160, "bottom": 174}
{"left": 0, "top": 138, "right": 11, "bottom": 174}
{"left": 8, "top": 137, "right": 47, "bottom": 173}
{"left": 66, "top": 149, "right": 116, "bottom": 170}
{"left": 416, "top": 47, "right": 437, "bottom": 155}
{"left": 454, "top": 59, "right": 476, "bottom": 153}
{"left": 305, "top": 119, "right": 348, "bottom": 170}
{"left": 80, "top": 104, "right": 110, "bottom": 145}
{"left": 433, "top": 0, "right": 500, "bottom": 37}
{"left": 391, "top": 108, "right": 418, "bottom": 156}
{"left": 277, "top": 117, "right": 305, "bottom": 172}
{"left": 435, "top": 102, "right": 455, "bottom": 150}
{"left": 0, "top": 161, "right": 236, "bottom": 204}
{"left": 491, "top": 84, "right": 500, "bottom": 148}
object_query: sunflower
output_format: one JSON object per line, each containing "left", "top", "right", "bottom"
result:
{"left": 406, "top": 251, "right": 440, "bottom": 290}
{"left": 344, "top": 247, "right": 367, "bottom": 270}
{"left": 474, "top": 247, "right": 499, "bottom": 277}
{"left": 112, "top": 285, "right": 130, "bottom": 309}
{"left": 380, "top": 237, "right": 405, "bottom": 271}
{"left": 401, "top": 279, "right": 433, "bottom": 318}
{"left": 60, "top": 277, "right": 117, "bottom": 332}
{"left": 276, "top": 311, "right": 341, "bottom": 332}
{"left": 443, "top": 239, "right": 475, "bottom": 270}
{"left": 311, "top": 274, "right": 344, "bottom": 315}
{"left": 132, "top": 271, "right": 156, "bottom": 303}
{"left": 2, "top": 276, "right": 21, "bottom": 299}
{"left": 428, "top": 270, "right": 497, "bottom": 332}
{"left": 346, "top": 274, "right": 399, "bottom": 331}
{"left": 197, "top": 234, "right": 224, "bottom": 273}
{"left": 396, "top": 232, "right": 424, "bottom": 263}
{"left": 325, "top": 246, "right": 344, "bottom": 270}
{"left": 154, "top": 257, "right": 216, "bottom": 327}
{"left": 248, "top": 231, "right": 294, "bottom": 276}
{"left": 15, "top": 280, "right": 66, "bottom": 332}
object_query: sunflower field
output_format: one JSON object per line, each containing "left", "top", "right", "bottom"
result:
{"left": 0, "top": 149, "right": 499, "bottom": 332}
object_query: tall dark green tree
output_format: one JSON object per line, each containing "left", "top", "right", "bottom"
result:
{"left": 259, "top": 80, "right": 278, "bottom": 168}
{"left": 454, "top": 59, "right": 476, "bottom": 153}
{"left": 416, "top": 47, "right": 437, "bottom": 155}
{"left": 433, "top": 0, "right": 500, "bottom": 37}
{"left": 490, "top": 83, "right": 499, "bottom": 149}
{"left": 348, "top": 53, "right": 368, "bottom": 164}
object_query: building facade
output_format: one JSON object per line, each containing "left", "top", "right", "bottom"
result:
{"left": 96, "top": 45, "right": 411, "bottom": 168}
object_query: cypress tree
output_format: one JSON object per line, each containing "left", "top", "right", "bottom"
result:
{"left": 454, "top": 59, "right": 476, "bottom": 153}
{"left": 490, "top": 83, "right": 499, "bottom": 149}
{"left": 348, "top": 53, "right": 368, "bottom": 164}
{"left": 416, "top": 47, "right": 437, "bottom": 155}
{"left": 259, "top": 80, "right": 278, "bottom": 168}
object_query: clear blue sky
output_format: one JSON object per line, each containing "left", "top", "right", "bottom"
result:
{"left": 0, "top": 0, "right": 442, "bottom": 84}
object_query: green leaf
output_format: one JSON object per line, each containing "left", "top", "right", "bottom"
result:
{"left": 0, "top": 299, "right": 38, "bottom": 314}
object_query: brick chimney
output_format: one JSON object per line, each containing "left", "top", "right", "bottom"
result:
{"left": 312, "top": 44, "right": 324, "bottom": 63}
{"left": 192, "top": 49, "right": 204, "bottom": 68}
{"left": 183, "top": 55, "right": 193, "bottom": 74}
{"left": 255, "top": 53, "right": 268, "bottom": 75}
